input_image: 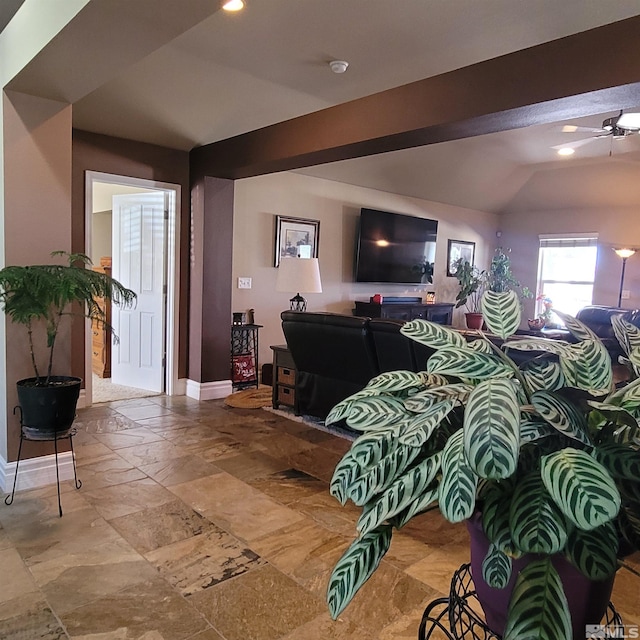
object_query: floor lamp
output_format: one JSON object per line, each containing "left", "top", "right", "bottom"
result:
{"left": 276, "top": 257, "right": 322, "bottom": 311}
{"left": 614, "top": 248, "right": 636, "bottom": 307}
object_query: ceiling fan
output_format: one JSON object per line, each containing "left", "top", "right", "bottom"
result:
{"left": 553, "top": 110, "right": 640, "bottom": 152}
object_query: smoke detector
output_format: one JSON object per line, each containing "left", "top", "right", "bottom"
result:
{"left": 329, "top": 60, "right": 349, "bottom": 74}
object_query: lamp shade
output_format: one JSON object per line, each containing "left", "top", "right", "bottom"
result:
{"left": 614, "top": 248, "right": 636, "bottom": 260}
{"left": 276, "top": 257, "right": 322, "bottom": 294}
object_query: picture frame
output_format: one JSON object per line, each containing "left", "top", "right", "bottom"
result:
{"left": 447, "top": 239, "right": 476, "bottom": 277}
{"left": 274, "top": 216, "right": 320, "bottom": 267}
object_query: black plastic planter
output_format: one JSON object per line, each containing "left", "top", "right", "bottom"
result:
{"left": 16, "top": 376, "right": 82, "bottom": 439}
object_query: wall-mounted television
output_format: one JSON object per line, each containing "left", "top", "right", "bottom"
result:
{"left": 355, "top": 208, "right": 438, "bottom": 284}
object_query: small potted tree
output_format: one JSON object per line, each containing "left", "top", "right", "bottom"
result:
{"left": 453, "top": 258, "right": 486, "bottom": 329}
{"left": 0, "top": 251, "right": 136, "bottom": 437}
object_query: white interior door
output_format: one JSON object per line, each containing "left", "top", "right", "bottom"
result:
{"left": 111, "top": 192, "right": 167, "bottom": 392}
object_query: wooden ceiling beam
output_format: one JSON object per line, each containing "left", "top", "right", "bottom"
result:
{"left": 191, "top": 15, "right": 640, "bottom": 179}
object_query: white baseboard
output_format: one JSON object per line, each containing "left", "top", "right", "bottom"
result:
{"left": 185, "top": 379, "right": 232, "bottom": 401}
{"left": 77, "top": 388, "right": 87, "bottom": 409}
{"left": 0, "top": 450, "right": 75, "bottom": 493}
{"left": 174, "top": 378, "right": 187, "bottom": 395}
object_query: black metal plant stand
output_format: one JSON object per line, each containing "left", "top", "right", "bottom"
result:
{"left": 419, "top": 563, "right": 623, "bottom": 640}
{"left": 4, "top": 406, "right": 82, "bottom": 517}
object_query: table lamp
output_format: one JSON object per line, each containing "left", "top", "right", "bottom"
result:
{"left": 276, "top": 257, "right": 322, "bottom": 311}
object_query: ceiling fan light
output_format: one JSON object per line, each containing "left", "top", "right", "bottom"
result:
{"left": 616, "top": 112, "right": 640, "bottom": 131}
{"left": 557, "top": 147, "right": 575, "bottom": 156}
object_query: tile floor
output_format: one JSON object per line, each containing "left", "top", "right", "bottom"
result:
{"left": 0, "top": 395, "right": 638, "bottom": 639}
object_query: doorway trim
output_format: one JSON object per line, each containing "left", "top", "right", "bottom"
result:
{"left": 84, "top": 171, "right": 181, "bottom": 405}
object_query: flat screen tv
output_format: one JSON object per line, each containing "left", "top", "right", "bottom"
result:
{"left": 355, "top": 208, "right": 438, "bottom": 284}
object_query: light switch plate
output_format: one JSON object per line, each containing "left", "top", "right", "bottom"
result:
{"left": 238, "top": 277, "right": 252, "bottom": 289}
{"left": 622, "top": 289, "right": 630, "bottom": 300}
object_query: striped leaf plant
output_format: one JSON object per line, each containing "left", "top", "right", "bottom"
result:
{"left": 326, "top": 290, "right": 640, "bottom": 640}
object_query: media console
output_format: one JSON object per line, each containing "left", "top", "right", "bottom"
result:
{"left": 354, "top": 299, "right": 454, "bottom": 324}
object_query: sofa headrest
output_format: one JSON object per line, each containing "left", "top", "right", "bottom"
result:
{"left": 575, "top": 305, "right": 638, "bottom": 339}
{"left": 281, "top": 310, "right": 369, "bottom": 329}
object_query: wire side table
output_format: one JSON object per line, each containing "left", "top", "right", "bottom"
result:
{"left": 4, "top": 406, "right": 82, "bottom": 517}
{"left": 418, "top": 563, "right": 623, "bottom": 640}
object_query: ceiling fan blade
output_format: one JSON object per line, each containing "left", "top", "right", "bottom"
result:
{"left": 552, "top": 137, "right": 599, "bottom": 150}
{"left": 560, "top": 124, "right": 607, "bottom": 134}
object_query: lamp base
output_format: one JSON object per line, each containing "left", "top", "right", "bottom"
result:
{"left": 290, "top": 293, "right": 307, "bottom": 312}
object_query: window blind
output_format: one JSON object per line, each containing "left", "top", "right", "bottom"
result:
{"left": 538, "top": 235, "right": 598, "bottom": 249}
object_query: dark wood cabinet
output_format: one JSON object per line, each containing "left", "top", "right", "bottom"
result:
{"left": 270, "top": 345, "right": 297, "bottom": 412}
{"left": 354, "top": 301, "right": 454, "bottom": 325}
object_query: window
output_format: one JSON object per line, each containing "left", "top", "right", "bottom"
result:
{"left": 536, "top": 235, "right": 598, "bottom": 320}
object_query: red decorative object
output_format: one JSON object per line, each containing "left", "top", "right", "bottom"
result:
{"left": 232, "top": 354, "right": 256, "bottom": 382}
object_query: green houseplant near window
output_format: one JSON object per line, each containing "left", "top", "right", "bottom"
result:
{"left": 0, "top": 251, "right": 136, "bottom": 436}
{"left": 325, "top": 289, "right": 640, "bottom": 640}
{"left": 453, "top": 258, "right": 486, "bottom": 329}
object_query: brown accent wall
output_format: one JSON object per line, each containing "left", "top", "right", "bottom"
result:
{"left": 188, "top": 176, "right": 233, "bottom": 383}
{"left": 71, "top": 130, "right": 190, "bottom": 380}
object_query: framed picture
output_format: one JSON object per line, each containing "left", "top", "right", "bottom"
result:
{"left": 447, "top": 239, "right": 475, "bottom": 277}
{"left": 274, "top": 216, "right": 320, "bottom": 266}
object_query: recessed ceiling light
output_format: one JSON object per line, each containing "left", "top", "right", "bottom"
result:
{"left": 557, "top": 147, "right": 575, "bottom": 156}
{"left": 222, "top": 0, "right": 244, "bottom": 11}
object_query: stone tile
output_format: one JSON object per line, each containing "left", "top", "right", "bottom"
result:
{"left": 0, "top": 525, "right": 11, "bottom": 550}
{"left": 136, "top": 414, "right": 200, "bottom": 431}
{"left": 278, "top": 612, "right": 366, "bottom": 640}
{"left": 138, "top": 454, "right": 221, "bottom": 487}
{"left": 282, "top": 446, "right": 345, "bottom": 483}
{"left": 405, "top": 543, "right": 471, "bottom": 593}
{"left": 188, "top": 629, "right": 226, "bottom": 640}
{"left": 109, "top": 499, "right": 220, "bottom": 554}
{"left": 250, "top": 430, "right": 317, "bottom": 458}
{"left": 192, "top": 437, "right": 247, "bottom": 461}
{"left": 188, "top": 563, "right": 324, "bottom": 640}
{"left": 75, "top": 413, "right": 139, "bottom": 434}
{"left": 0, "top": 591, "right": 68, "bottom": 639}
{"left": 169, "top": 472, "right": 304, "bottom": 542}
{"left": 81, "top": 477, "right": 175, "bottom": 520}
{"left": 112, "top": 405, "right": 176, "bottom": 422}
{"left": 384, "top": 531, "right": 434, "bottom": 570}
{"left": 0, "top": 547, "right": 39, "bottom": 603}
{"left": 71, "top": 455, "right": 147, "bottom": 491}
{"left": 212, "top": 451, "right": 290, "bottom": 482}
{"left": 115, "top": 440, "right": 190, "bottom": 467}
{"left": 60, "top": 577, "right": 208, "bottom": 639}
{"left": 73, "top": 442, "right": 116, "bottom": 467}
{"left": 41, "top": 559, "right": 159, "bottom": 615}
{"left": 291, "top": 490, "right": 361, "bottom": 537}
{"left": 336, "top": 559, "right": 437, "bottom": 637}
{"left": 93, "top": 427, "right": 165, "bottom": 450}
{"left": 613, "top": 564, "right": 640, "bottom": 627}
{"left": 399, "top": 510, "right": 469, "bottom": 546}
{"left": 250, "top": 517, "right": 348, "bottom": 596}
{"left": 146, "top": 526, "right": 265, "bottom": 596}
{"left": 248, "top": 468, "right": 328, "bottom": 504}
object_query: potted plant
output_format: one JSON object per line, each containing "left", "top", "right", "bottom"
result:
{"left": 453, "top": 258, "right": 485, "bottom": 329}
{"left": 487, "top": 247, "right": 532, "bottom": 300}
{"left": 0, "top": 251, "right": 136, "bottom": 437}
{"left": 325, "top": 289, "right": 640, "bottom": 640}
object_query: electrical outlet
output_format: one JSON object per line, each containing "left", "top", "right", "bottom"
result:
{"left": 622, "top": 289, "right": 630, "bottom": 300}
{"left": 238, "top": 277, "right": 252, "bottom": 289}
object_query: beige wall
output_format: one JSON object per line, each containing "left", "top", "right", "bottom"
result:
{"left": 499, "top": 207, "right": 640, "bottom": 319}
{"left": 232, "top": 172, "right": 499, "bottom": 370}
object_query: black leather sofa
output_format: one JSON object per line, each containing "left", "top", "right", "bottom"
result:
{"left": 574, "top": 305, "right": 640, "bottom": 359}
{"left": 280, "top": 311, "right": 434, "bottom": 420}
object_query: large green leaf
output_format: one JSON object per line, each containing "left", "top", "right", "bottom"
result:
{"left": 541, "top": 448, "right": 621, "bottom": 530}
{"left": 356, "top": 452, "right": 442, "bottom": 534}
{"left": 564, "top": 520, "right": 618, "bottom": 581}
{"left": 327, "top": 525, "right": 393, "bottom": 619}
{"left": 520, "top": 359, "right": 565, "bottom": 393}
{"left": 560, "top": 340, "right": 612, "bottom": 395}
{"left": 509, "top": 472, "right": 568, "bottom": 554}
{"left": 503, "top": 558, "right": 571, "bottom": 640}
{"left": 464, "top": 379, "right": 520, "bottom": 479}
{"left": 347, "top": 443, "right": 421, "bottom": 506}
{"left": 365, "top": 370, "right": 423, "bottom": 392}
{"left": 391, "top": 484, "right": 439, "bottom": 528}
{"left": 427, "top": 348, "right": 513, "bottom": 380}
{"left": 330, "top": 450, "right": 362, "bottom": 505}
{"left": 531, "top": 390, "right": 591, "bottom": 445}
{"left": 482, "top": 481, "right": 518, "bottom": 555}
{"left": 592, "top": 443, "right": 640, "bottom": 480}
{"left": 348, "top": 429, "right": 397, "bottom": 468}
{"left": 553, "top": 309, "right": 599, "bottom": 342}
{"left": 398, "top": 400, "right": 455, "bottom": 447}
{"left": 502, "top": 337, "right": 576, "bottom": 360}
{"left": 345, "top": 395, "right": 408, "bottom": 431}
{"left": 403, "top": 383, "right": 472, "bottom": 412}
{"left": 519, "top": 419, "right": 557, "bottom": 445}
{"left": 482, "top": 544, "right": 512, "bottom": 589}
{"left": 619, "top": 504, "right": 640, "bottom": 550}
{"left": 482, "top": 290, "right": 521, "bottom": 339}
{"left": 611, "top": 314, "right": 640, "bottom": 357}
{"left": 467, "top": 338, "right": 494, "bottom": 354}
{"left": 400, "top": 319, "right": 468, "bottom": 350}
{"left": 326, "top": 388, "right": 382, "bottom": 425}
{"left": 438, "top": 429, "right": 478, "bottom": 522}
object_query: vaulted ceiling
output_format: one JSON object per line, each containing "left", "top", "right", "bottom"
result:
{"left": 6, "top": 0, "right": 640, "bottom": 214}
